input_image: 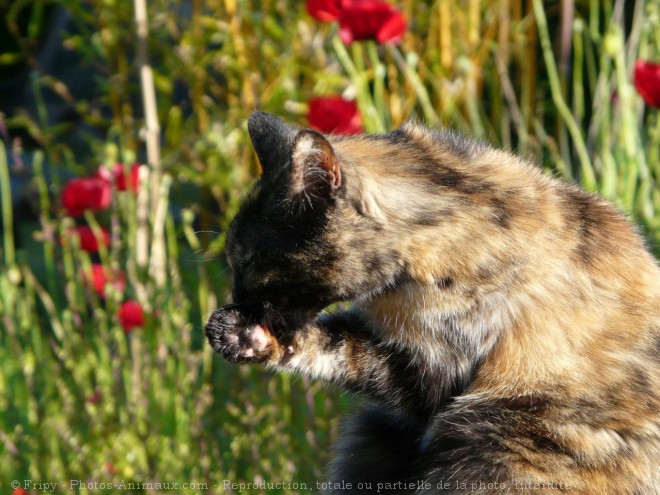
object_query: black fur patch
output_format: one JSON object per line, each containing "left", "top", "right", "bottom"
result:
{"left": 491, "top": 395, "right": 551, "bottom": 412}
{"left": 413, "top": 208, "right": 456, "bottom": 226}
{"left": 489, "top": 196, "right": 512, "bottom": 228}
{"left": 384, "top": 127, "right": 413, "bottom": 145}
{"left": 561, "top": 188, "right": 604, "bottom": 265}
{"left": 416, "top": 165, "right": 494, "bottom": 196}
{"left": 247, "top": 111, "right": 296, "bottom": 176}
{"left": 328, "top": 407, "right": 426, "bottom": 494}
{"left": 319, "top": 311, "right": 370, "bottom": 347}
{"left": 228, "top": 192, "right": 343, "bottom": 311}
{"left": 435, "top": 278, "right": 454, "bottom": 289}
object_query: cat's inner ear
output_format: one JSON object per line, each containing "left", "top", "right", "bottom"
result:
{"left": 247, "top": 111, "right": 296, "bottom": 176}
{"left": 289, "top": 130, "right": 341, "bottom": 199}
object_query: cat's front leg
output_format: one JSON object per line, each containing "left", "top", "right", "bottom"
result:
{"left": 207, "top": 305, "right": 433, "bottom": 418}
{"left": 205, "top": 304, "right": 376, "bottom": 380}
{"left": 206, "top": 304, "right": 369, "bottom": 374}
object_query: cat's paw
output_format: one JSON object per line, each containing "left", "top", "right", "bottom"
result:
{"left": 205, "top": 306, "right": 276, "bottom": 364}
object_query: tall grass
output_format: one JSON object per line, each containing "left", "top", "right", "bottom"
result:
{"left": 0, "top": 0, "right": 658, "bottom": 493}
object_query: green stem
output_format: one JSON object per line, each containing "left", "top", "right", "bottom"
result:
{"left": 572, "top": 20, "right": 585, "bottom": 133}
{"left": 367, "top": 41, "right": 388, "bottom": 129}
{"left": 386, "top": 45, "right": 440, "bottom": 125}
{"left": 333, "top": 37, "right": 385, "bottom": 133}
{"left": 32, "top": 151, "right": 58, "bottom": 304}
{"left": 533, "top": 0, "right": 596, "bottom": 190}
{"left": 611, "top": 25, "right": 644, "bottom": 211}
{"left": 0, "top": 140, "right": 15, "bottom": 267}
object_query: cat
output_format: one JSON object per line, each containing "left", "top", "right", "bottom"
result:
{"left": 205, "top": 112, "right": 660, "bottom": 494}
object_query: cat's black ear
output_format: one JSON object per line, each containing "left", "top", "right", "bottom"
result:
{"left": 248, "top": 112, "right": 296, "bottom": 176}
{"left": 289, "top": 129, "right": 341, "bottom": 201}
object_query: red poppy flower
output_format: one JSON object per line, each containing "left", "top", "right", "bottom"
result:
{"left": 307, "top": 0, "right": 352, "bottom": 21}
{"left": 13, "top": 488, "right": 29, "bottom": 495}
{"left": 97, "top": 163, "right": 140, "bottom": 192}
{"left": 61, "top": 177, "right": 112, "bottom": 217}
{"left": 87, "top": 264, "right": 126, "bottom": 298}
{"left": 634, "top": 60, "right": 660, "bottom": 108}
{"left": 70, "top": 226, "right": 110, "bottom": 253}
{"left": 118, "top": 300, "right": 145, "bottom": 332}
{"left": 308, "top": 97, "right": 363, "bottom": 135}
{"left": 338, "top": 1, "right": 407, "bottom": 45}
{"left": 115, "top": 163, "right": 140, "bottom": 192}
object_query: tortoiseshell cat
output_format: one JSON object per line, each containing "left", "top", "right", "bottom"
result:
{"left": 206, "top": 112, "right": 660, "bottom": 494}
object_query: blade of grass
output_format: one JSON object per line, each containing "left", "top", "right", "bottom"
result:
{"left": 387, "top": 46, "right": 440, "bottom": 125}
{"left": 0, "top": 140, "right": 16, "bottom": 268}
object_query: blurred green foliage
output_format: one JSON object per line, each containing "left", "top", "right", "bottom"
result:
{"left": 0, "top": 0, "right": 659, "bottom": 493}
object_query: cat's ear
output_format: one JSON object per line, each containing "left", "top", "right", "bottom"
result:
{"left": 289, "top": 129, "right": 342, "bottom": 201}
{"left": 248, "top": 112, "right": 296, "bottom": 176}
{"left": 248, "top": 112, "right": 342, "bottom": 203}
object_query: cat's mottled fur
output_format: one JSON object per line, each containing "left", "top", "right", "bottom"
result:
{"left": 206, "top": 112, "right": 660, "bottom": 494}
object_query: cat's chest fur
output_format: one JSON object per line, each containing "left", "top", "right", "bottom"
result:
{"left": 358, "top": 280, "right": 509, "bottom": 368}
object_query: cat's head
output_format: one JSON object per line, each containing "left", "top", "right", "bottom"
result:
{"left": 224, "top": 112, "right": 402, "bottom": 319}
